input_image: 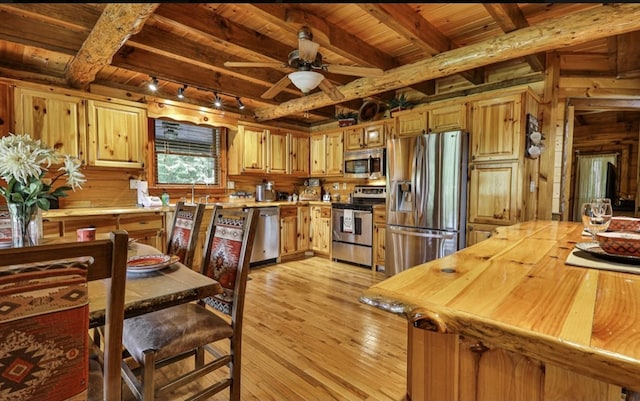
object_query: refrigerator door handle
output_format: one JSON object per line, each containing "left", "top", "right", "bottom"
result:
{"left": 413, "top": 136, "right": 423, "bottom": 223}
{"left": 387, "top": 226, "right": 456, "bottom": 240}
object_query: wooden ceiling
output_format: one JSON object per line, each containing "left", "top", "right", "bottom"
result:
{"left": 1, "top": 3, "right": 640, "bottom": 129}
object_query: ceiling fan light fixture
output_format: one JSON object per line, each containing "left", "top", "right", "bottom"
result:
{"left": 288, "top": 71, "right": 324, "bottom": 94}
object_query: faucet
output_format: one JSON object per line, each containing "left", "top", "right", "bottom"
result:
{"left": 191, "top": 180, "right": 209, "bottom": 204}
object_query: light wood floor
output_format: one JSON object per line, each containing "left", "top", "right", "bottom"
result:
{"left": 125, "top": 256, "right": 408, "bottom": 401}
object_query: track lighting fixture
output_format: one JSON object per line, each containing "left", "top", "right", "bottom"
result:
{"left": 148, "top": 76, "right": 158, "bottom": 91}
{"left": 236, "top": 97, "right": 245, "bottom": 110}
{"left": 177, "top": 85, "right": 187, "bottom": 99}
{"left": 213, "top": 92, "right": 223, "bottom": 108}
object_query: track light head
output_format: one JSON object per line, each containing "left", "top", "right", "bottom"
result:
{"left": 213, "top": 92, "right": 222, "bottom": 108}
{"left": 148, "top": 76, "right": 159, "bottom": 91}
{"left": 177, "top": 85, "right": 186, "bottom": 99}
{"left": 236, "top": 97, "right": 245, "bottom": 110}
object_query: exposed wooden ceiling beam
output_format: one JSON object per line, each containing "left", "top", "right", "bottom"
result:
{"left": 483, "top": 3, "right": 545, "bottom": 72}
{"left": 247, "top": 4, "right": 398, "bottom": 71}
{"left": 254, "top": 3, "right": 640, "bottom": 121}
{"left": 357, "top": 3, "right": 485, "bottom": 86}
{"left": 66, "top": 3, "right": 159, "bottom": 89}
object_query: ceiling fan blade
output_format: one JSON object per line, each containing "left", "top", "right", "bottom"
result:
{"left": 298, "top": 38, "right": 320, "bottom": 63}
{"left": 324, "top": 64, "right": 384, "bottom": 77}
{"left": 224, "top": 61, "right": 286, "bottom": 68}
{"left": 261, "top": 75, "right": 292, "bottom": 99}
{"left": 318, "top": 79, "right": 345, "bottom": 101}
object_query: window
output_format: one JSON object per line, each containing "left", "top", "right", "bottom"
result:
{"left": 153, "top": 119, "right": 224, "bottom": 186}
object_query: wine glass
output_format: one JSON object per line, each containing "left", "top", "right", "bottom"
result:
{"left": 581, "top": 201, "right": 613, "bottom": 241}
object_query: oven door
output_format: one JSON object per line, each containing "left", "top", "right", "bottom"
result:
{"left": 332, "top": 208, "right": 373, "bottom": 246}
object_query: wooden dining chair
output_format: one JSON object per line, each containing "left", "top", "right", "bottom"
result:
{"left": 121, "top": 207, "right": 258, "bottom": 401}
{"left": 166, "top": 202, "right": 206, "bottom": 268}
{"left": 0, "top": 230, "right": 128, "bottom": 401}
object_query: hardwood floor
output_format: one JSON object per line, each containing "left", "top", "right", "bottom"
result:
{"left": 125, "top": 257, "right": 408, "bottom": 401}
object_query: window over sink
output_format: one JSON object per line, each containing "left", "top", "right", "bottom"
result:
{"left": 150, "top": 118, "right": 226, "bottom": 188}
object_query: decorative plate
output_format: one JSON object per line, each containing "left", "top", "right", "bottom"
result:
{"left": 127, "top": 254, "right": 179, "bottom": 273}
{"left": 575, "top": 242, "right": 640, "bottom": 265}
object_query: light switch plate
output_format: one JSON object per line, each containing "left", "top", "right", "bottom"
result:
{"left": 129, "top": 179, "right": 139, "bottom": 189}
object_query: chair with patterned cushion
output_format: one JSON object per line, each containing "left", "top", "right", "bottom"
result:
{"left": 166, "top": 201, "right": 206, "bottom": 268}
{"left": 0, "top": 230, "right": 128, "bottom": 401}
{"left": 121, "top": 207, "right": 258, "bottom": 401}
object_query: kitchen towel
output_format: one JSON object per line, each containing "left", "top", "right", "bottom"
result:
{"left": 343, "top": 209, "right": 354, "bottom": 233}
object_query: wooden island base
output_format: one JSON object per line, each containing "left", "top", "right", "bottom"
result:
{"left": 408, "top": 326, "right": 621, "bottom": 401}
{"left": 361, "top": 221, "right": 640, "bottom": 401}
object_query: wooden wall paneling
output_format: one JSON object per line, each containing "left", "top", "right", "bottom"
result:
{"left": 58, "top": 168, "right": 139, "bottom": 208}
{"left": 539, "top": 51, "right": 560, "bottom": 220}
{"left": 0, "top": 83, "right": 12, "bottom": 136}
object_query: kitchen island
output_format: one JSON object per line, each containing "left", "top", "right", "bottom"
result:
{"left": 361, "top": 220, "right": 639, "bottom": 400}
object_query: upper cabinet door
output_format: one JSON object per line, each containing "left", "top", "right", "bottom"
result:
{"left": 470, "top": 94, "right": 522, "bottom": 162}
{"left": 396, "top": 110, "right": 427, "bottom": 137}
{"left": 267, "top": 130, "right": 288, "bottom": 174}
{"left": 310, "top": 134, "right": 326, "bottom": 176}
{"left": 86, "top": 100, "right": 146, "bottom": 168}
{"left": 241, "top": 126, "right": 267, "bottom": 173}
{"left": 14, "top": 88, "right": 85, "bottom": 159}
{"left": 428, "top": 103, "right": 467, "bottom": 133}
{"left": 325, "top": 131, "right": 344, "bottom": 176}
{"left": 364, "top": 123, "right": 385, "bottom": 148}
{"left": 290, "top": 133, "right": 309, "bottom": 176}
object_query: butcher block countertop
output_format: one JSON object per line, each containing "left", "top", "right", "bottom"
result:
{"left": 361, "top": 220, "right": 640, "bottom": 392}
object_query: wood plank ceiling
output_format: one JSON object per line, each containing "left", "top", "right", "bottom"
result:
{"left": 1, "top": 3, "right": 639, "bottom": 129}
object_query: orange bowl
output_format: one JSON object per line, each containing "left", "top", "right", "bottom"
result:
{"left": 596, "top": 231, "right": 640, "bottom": 257}
{"left": 608, "top": 216, "right": 640, "bottom": 232}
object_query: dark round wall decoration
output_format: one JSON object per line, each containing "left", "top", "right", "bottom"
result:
{"left": 358, "top": 101, "right": 379, "bottom": 122}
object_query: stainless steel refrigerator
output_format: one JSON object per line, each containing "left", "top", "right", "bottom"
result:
{"left": 386, "top": 130, "right": 468, "bottom": 276}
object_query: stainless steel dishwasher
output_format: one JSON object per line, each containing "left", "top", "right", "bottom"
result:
{"left": 247, "top": 206, "right": 279, "bottom": 266}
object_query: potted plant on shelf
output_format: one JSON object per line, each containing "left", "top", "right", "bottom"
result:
{"left": 336, "top": 110, "right": 358, "bottom": 127}
{"left": 386, "top": 94, "right": 414, "bottom": 116}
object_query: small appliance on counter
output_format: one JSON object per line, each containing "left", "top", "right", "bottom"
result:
{"left": 137, "top": 180, "right": 162, "bottom": 207}
{"left": 255, "top": 181, "right": 276, "bottom": 202}
{"left": 300, "top": 178, "right": 321, "bottom": 201}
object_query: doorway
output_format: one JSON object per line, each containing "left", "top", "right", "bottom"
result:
{"left": 563, "top": 99, "right": 640, "bottom": 221}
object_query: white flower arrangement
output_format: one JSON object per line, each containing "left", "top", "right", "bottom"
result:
{"left": 0, "top": 133, "right": 86, "bottom": 210}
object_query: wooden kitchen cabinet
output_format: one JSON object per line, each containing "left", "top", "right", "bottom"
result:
{"left": 280, "top": 206, "right": 298, "bottom": 256}
{"left": 297, "top": 205, "right": 310, "bottom": 251}
{"left": 310, "top": 205, "right": 331, "bottom": 255}
{"left": 373, "top": 206, "right": 386, "bottom": 271}
{"left": 267, "top": 129, "right": 288, "bottom": 174}
{"left": 428, "top": 103, "right": 467, "bottom": 132}
{"left": 310, "top": 134, "right": 326, "bottom": 176}
{"left": 14, "top": 87, "right": 86, "bottom": 159}
{"left": 396, "top": 109, "right": 427, "bottom": 137}
{"left": 310, "top": 130, "right": 343, "bottom": 177}
{"left": 86, "top": 100, "right": 147, "bottom": 168}
{"left": 466, "top": 222, "right": 497, "bottom": 246}
{"left": 470, "top": 94, "right": 522, "bottom": 162}
{"left": 325, "top": 130, "right": 344, "bottom": 176}
{"left": 239, "top": 125, "right": 267, "bottom": 173}
{"left": 289, "top": 132, "right": 310, "bottom": 176}
{"left": 280, "top": 205, "right": 311, "bottom": 259}
{"left": 468, "top": 161, "right": 522, "bottom": 227}
{"left": 344, "top": 123, "right": 385, "bottom": 150}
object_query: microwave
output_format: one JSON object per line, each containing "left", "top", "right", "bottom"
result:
{"left": 344, "top": 148, "right": 385, "bottom": 179}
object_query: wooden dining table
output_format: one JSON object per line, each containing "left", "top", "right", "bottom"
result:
{"left": 88, "top": 242, "right": 222, "bottom": 328}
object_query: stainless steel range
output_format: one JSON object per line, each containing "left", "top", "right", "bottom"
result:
{"left": 331, "top": 185, "right": 386, "bottom": 267}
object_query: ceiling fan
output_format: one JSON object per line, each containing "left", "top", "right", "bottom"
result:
{"left": 224, "top": 27, "right": 384, "bottom": 102}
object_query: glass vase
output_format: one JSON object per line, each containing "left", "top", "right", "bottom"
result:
{"left": 8, "top": 203, "right": 41, "bottom": 247}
